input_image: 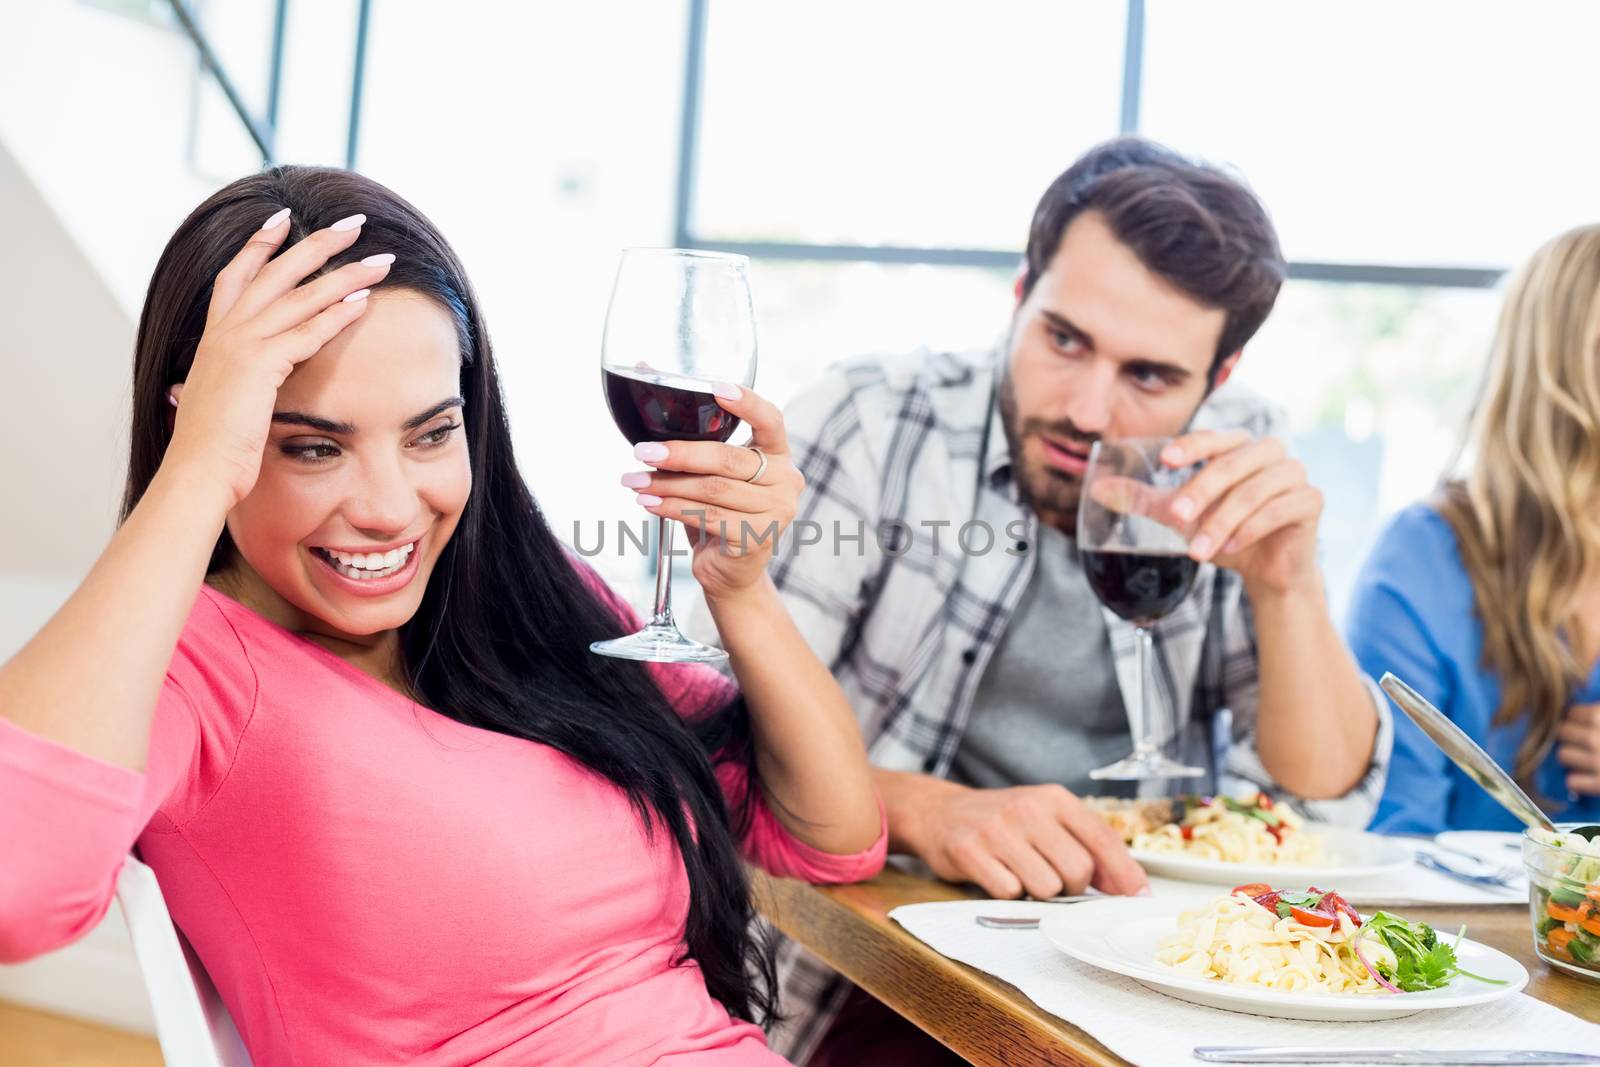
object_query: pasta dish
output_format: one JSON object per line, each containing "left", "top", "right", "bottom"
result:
{"left": 1157, "top": 886, "right": 1386, "bottom": 993}
{"left": 1156, "top": 885, "right": 1501, "bottom": 995}
{"left": 1103, "top": 792, "right": 1325, "bottom": 865}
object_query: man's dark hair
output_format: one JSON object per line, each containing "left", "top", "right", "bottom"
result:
{"left": 1021, "top": 137, "right": 1286, "bottom": 370}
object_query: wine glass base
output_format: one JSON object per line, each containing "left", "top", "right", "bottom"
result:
{"left": 590, "top": 625, "right": 728, "bottom": 664}
{"left": 1089, "top": 752, "right": 1206, "bottom": 781}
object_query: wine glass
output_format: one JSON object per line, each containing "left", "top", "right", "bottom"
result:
{"left": 1078, "top": 437, "right": 1206, "bottom": 780}
{"left": 592, "top": 248, "right": 757, "bottom": 663}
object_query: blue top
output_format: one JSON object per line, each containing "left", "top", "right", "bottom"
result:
{"left": 1346, "top": 503, "right": 1600, "bottom": 833}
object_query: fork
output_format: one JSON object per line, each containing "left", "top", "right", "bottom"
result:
{"left": 1415, "top": 851, "right": 1522, "bottom": 890}
{"left": 974, "top": 895, "right": 1101, "bottom": 929}
{"left": 1430, "top": 841, "right": 1522, "bottom": 879}
{"left": 976, "top": 915, "right": 1046, "bottom": 929}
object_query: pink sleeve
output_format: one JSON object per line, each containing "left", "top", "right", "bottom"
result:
{"left": 714, "top": 760, "right": 888, "bottom": 883}
{"left": 0, "top": 590, "right": 249, "bottom": 962}
{"left": 569, "top": 555, "right": 887, "bottom": 884}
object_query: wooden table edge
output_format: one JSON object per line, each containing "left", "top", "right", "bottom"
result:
{"left": 755, "top": 871, "right": 1122, "bottom": 1067}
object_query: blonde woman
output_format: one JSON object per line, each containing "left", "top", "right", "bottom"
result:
{"left": 1349, "top": 223, "right": 1600, "bottom": 832}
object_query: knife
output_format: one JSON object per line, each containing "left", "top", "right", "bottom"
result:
{"left": 1378, "top": 673, "right": 1557, "bottom": 833}
{"left": 1194, "top": 1048, "right": 1599, "bottom": 1064}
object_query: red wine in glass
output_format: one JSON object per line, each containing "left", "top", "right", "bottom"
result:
{"left": 1081, "top": 548, "right": 1199, "bottom": 625}
{"left": 591, "top": 247, "right": 756, "bottom": 665}
{"left": 603, "top": 366, "right": 741, "bottom": 444}
{"left": 1078, "top": 437, "right": 1206, "bottom": 780}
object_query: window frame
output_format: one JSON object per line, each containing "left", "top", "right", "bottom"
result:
{"left": 165, "top": 0, "right": 372, "bottom": 169}
{"left": 670, "top": 0, "right": 1505, "bottom": 292}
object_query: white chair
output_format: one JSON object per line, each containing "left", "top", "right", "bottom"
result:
{"left": 115, "top": 854, "right": 254, "bottom": 1067}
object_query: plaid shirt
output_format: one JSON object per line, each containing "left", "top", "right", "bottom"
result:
{"left": 698, "top": 347, "right": 1393, "bottom": 1060}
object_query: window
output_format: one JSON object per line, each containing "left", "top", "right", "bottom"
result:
{"left": 1232, "top": 281, "right": 1500, "bottom": 618}
{"left": 693, "top": 0, "right": 1127, "bottom": 250}
{"left": 1140, "top": 0, "right": 1600, "bottom": 269}
{"left": 675, "top": 0, "right": 1539, "bottom": 613}
{"left": 746, "top": 260, "right": 1014, "bottom": 400}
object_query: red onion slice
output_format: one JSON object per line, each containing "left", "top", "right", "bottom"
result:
{"left": 1354, "top": 929, "right": 1401, "bottom": 993}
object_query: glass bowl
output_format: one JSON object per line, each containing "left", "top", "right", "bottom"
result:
{"left": 1522, "top": 824, "right": 1600, "bottom": 981}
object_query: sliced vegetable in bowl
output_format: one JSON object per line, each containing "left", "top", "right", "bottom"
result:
{"left": 1524, "top": 826, "right": 1600, "bottom": 979}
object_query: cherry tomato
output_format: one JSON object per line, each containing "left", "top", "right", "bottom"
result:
{"left": 1319, "top": 891, "right": 1362, "bottom": 927}
{"left": 1290, "top": 906, "right": 1337, "bottom": 928}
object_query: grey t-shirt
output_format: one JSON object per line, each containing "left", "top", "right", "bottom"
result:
{"left": 949, "top": 522, "right": 1136, "bottom": 798}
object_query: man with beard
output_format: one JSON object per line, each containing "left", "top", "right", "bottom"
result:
{"left": 734, "top": 137, "right": 1391, "bottom": 1064}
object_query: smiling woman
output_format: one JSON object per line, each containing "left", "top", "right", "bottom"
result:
{"left": 0, "top": 166, "right": 884, "bottom": 1066}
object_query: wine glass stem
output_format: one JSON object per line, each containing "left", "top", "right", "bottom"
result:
{"left": 649, "top": 515, "right": 676, "bottom": 629}
{"left": 1132, "top": 624, "right": 1156, "bottom": 755}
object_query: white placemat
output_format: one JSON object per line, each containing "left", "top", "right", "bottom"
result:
{"left": 890, "top": 898, "right": 1596, "bottom": 1067}
{"left": 1340, "top": 841, "right": 1526, "bottom": 906}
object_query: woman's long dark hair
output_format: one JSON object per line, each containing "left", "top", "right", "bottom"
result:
{"left": 123, "top": 165, "right": 778, "bottom": 1024}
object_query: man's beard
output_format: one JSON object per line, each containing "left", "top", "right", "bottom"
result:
{"left": 996, "top": 367, "right": 1100, "bottom": 532}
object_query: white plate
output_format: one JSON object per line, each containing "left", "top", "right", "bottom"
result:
{"left": 1129, "top": 827, "right": 1413, "bottom": 885}
{"left": 1038, "top": 898, "right": 1528, "bottom": 1022}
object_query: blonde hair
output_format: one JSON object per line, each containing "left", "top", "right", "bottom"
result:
{"left": 1438, "top": 223, "right": 1600, "bottom": 790}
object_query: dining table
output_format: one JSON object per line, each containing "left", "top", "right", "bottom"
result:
{"left": 752, "top": 865, "right": 1600, "bottom": 1067}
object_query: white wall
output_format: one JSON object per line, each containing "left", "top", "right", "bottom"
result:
{"left": 0, "top": 0, "right": 245, "bottom": 315}
{"left": 0, "top": 137, "right": 132, "bottom": 574}
{"left": 0, "top": 129, "right": 155, "bottom": 1036}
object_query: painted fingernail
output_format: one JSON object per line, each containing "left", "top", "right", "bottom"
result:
{"left": 261, "top": 207, "right": 291, "bottom": 230}
{"left": 620, "top": 472, "right": 651, "bottom": 489}
{"left": 1223, "top": 538, "right": 1239, "bottom": 554}
{"left": 331, "top": 213, "right": 366, "bottom": 232}
{"left": 361, "top": 253, "right": 396, "bottom": 267}
{"left": 635, "top": 493, "right": 663, "bottom": 507}
{"left": 1162, "top": 445, "right": 1185, "bottom": 464}
{"left": 711, "top": 381, "right": 742, "bottom": 401}
{"left": 1190, "top": 533, "right": 1214, "bottom": 559}
{"left": 342, "top": 288, "right": 371, "bottom": 303}
{"left": 1172, "top": 495, "right": 1196, "bottom": 521}
{"left": 634, "top": 442, "right": 669, "bottom": 463}
{"left": 1136, "top": 885, "right": 1153, "bottom": 897}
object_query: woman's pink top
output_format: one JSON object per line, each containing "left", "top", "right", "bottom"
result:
{"left": 0, "top": 578, "right": 885, "bottom": 1066}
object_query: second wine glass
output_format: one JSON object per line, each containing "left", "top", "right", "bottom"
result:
{"left": 1078, "top": 437, "right": 1206, "bottom": 780}
{"left": 593, "top": 248, "right": 757, "bottom": 664}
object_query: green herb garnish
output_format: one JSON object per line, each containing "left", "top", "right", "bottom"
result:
{"left": 1220, "top": 795, "right": 1282, "bottom": 826}
{"left": 1272, "top": 890, "right": 1325, "bottom": 919}
{"left": 1365, "top": 912, "right": 1505, "bottom": 991}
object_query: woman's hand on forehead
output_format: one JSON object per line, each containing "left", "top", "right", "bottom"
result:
{"left": 164, "top": 212, "right": 396, "bottom": 510}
